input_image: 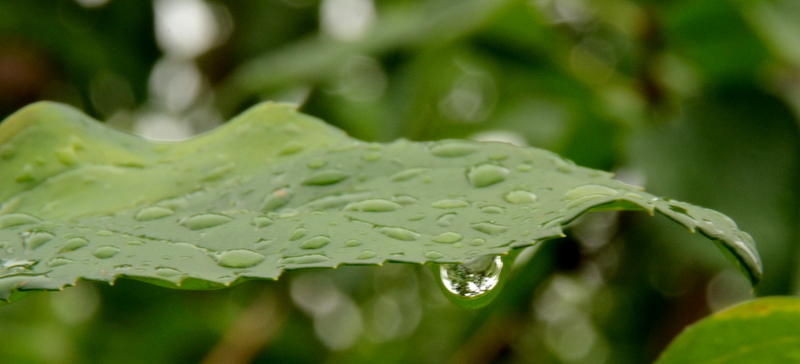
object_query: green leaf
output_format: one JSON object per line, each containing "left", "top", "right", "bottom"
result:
{"left": 656, "top": 297, "right": 800, "bottom": 363}
{"left": 0, "top": 102, "right": 762, "bottom": 305}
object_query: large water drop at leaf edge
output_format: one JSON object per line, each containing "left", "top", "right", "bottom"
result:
{"left": 0, "top": 101, "right": 762, "bottom": 307}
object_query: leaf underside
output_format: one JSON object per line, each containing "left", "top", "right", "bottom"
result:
{"left": 0, "top": 102, "right": 762, "bottom": 305}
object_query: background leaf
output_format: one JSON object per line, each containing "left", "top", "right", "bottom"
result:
{"left": 656, "top": 297, "right": 800, "bottom": 363}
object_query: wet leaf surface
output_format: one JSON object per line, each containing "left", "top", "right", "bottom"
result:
{"left": 0, "top": 102, "right": 762, "bottom": 305}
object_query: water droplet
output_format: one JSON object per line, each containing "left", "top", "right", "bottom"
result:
{"left": 467, "top": 164, "right": 509, "bottom": 188}
{"left": 279, "top": 209, "right": 299, "bottom": 218}
{"left": 135, "top": 206, "right": 175, "bottom": 221}
{"left": 155, "top": 267, "right": 181, "bottom": 278}
{"left": 290, "top": 228, "right": 308, "bottom": 241}
{"left": 471, "top": 222, "right": 510, "bottom": 235}
{"left": 93, "top": 246, "right": 120, "bottom": 259}
{"left": 390, "top": 168, "right": 429, "bottom": 182}
{"left": 253, "top": 216, "right": 274, "bottom": 228}
{"left": 345, "top": 239, "right": 363, "bottom": 247}
{"left": 0, "top": 213, "right": 41, "bottom": 229}
{"left": 2, "top": 258, "right": 36, "bottom": 269}
{"left": 300, "top": 236, "right": 332, "bottom": 250}
{"left": 439, "top": 255, "right": 503, "bottom": 298}
{"left": 391, "top": 195, "right": 419, "bottom": 205}
{"left": 345, "top": 199, "right": 402, "bottom": 212}
{"left": 425, "top": 251, "right": 444, "bottom": 259}
{"left": 255, "top": 239, "right": 273, "bottom": 250}
{"left": 431, "top": 199, "right": 470, "bottom": 209}
{"left": 126, "top": 240, "right": 144, "bottom": 246}
{"left": 181, "top": 213, "right": 232, "bottom": 230}
{"left": 279, "top": 141, "right": 304, "bottom": 155}
{"left": 202, "top": 163, "right": 236, "bottom": 181}
{"left": 436, "top": 213, "right": 457, "bottom": 227}
{"left": 563, "top": 184, "right": 619, "bottom": 200}
{"left": 469, "top": 238, "right": 486, "bottom": 246}
{"left": 480, "top": 205, "right": 505, "bottom": 214}
{"left": 261, "top": 187, "right": 293, "bottom": 212}
{"left": 409, "top": 213, "right": 426, "bottom": 221}
{"left": 59, "top": 237, "right": 88, "bottom": 253}
{"left": 25, "top": 231, "right": 54, "bottom": 250}
{"left": 361, "top": 152, "right": 381, "bottom": 161}
{"left": 55, "top": 146, "right": 77, "bottom": 165}
{"left": 489, "top": 153, "right": 507, "bottom": 161}
{"left": 47, "top": 257, "right": 73, "bottom": 267}
{"left": 516, "top": 163, "right": 533, "bottom": 172}
{"left": 307, "top": 159, "right": 328, "bottom": 169}
{"left": 357, "top": 250, "right": 377, "bottom": 259}
{"left": 280, "top": 254, "right": 330, "bottom": 265}
{"left": 15, "top": 164, "right": 35, "bottom": 183}
{"left": 216, "top": 249, "right": 265, "bottom": 268}
{"left": 97, "top": 230, "right": 113, "bottom": 236}
{"left": 433, "top": 232, "right": 463, "bottom": 244}
{"left": 301, "top": 170, "right": 351, "bottom": 186}
{"left": 504, "top": 190, "right": 538, "bottom": 204}
{"left": 550, "top": 156, "right": 576, "bottom": 173}
{"left": 429, "top": 142, "right": 477, "bottom": 157}
{"left": 377, "top": 227, "right": 421, "bottom": 241}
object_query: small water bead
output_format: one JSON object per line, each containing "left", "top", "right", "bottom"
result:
{"left": 433, "top": 232, "right": 463, "bottom": 244}
{"left": 216, "top": 249, "right": 265, "bottom": 268}
{"left": 93, "top": 246, "right": 120, "bottom": 259}
{"left": 425, "top": 251, "right": 444, "bottom": 259}
{"left": 439, "top": 255, "right": 503, "bottom": 298}
{"left": 516, "top": 164, "right": 533, "bottom": 172}
{"left": 429, "top": 142, "right": 477, "bottom": 158}
{"left": 377, "top": 227, "right": 421, "bottom": 241}
{"left": 47, "top": 257, "right": 73, "bottom": 267}
{"left": 504, "top": 190, "right": 538, "bottom": 204}
{"left": 480, "top": 206, "right": 505, "bottom": 214}
{"left": 345, "top": 199, "right": 402, "bottom": 212}
{"left": 278, "top": 209, "right": 299, "bottom": 219}
{"left": 361, "top": 152, "right": 382, "bottom": 161}
{"left": 24, "top": 231, "right": 54, "bottom": 250}
{"left": 470, "top": 238, "right": 486, "bottom": 246}
{"left": 155, "top": 267, "right": 182, "bottom": 278}
{"left": 181, "top": 213, "right": 233, "bottom": 230}
{"left": 431, "top": 199, "right": 470, "bottom": 209}
{"left": 280, "top": 254, "right": 330, "bottom": 265}
{"left": 489, "top": 153, "right": 508, "bottom": 161}
{"left": 301, "top": 170, "right": 351, "bottom": 186}
{"left": 409, "top": 214, "right": 426, "bottom": 221}
{"left": 2, "top": 258, "right": 36, "bottom": 269}
{"left": 253, "top": 216, "right": 274, "bottom": 228}
{"left": 59, "top": 237, "right": 88, "bottom": 253}
{"left": 278, "top": 141, "right": 304, "bottom": 155}
{"left": 255, "top": 239, "right": 274, "bottom": 250}
{"left": 289, "top": 228, "right": 308, "bottom": 241}
{"left": 135, "top": 206, "right": 175, "bottom": 221}
{"left": 126, "top": 240, "right": 144, "bottom": 246}
{"left": 357, "top": 250, "right": 377, "bottom": 260}
{"left": 467, "top": 164, "right": 509, "bottom": 188}
{"left": 563, "top": 184, "right": 619, "bottom": 200}
{"left": 261, "top": 188, "right": 293, "bottom": 212}
{"left": 391, "top": 195, "right": 419, "bottom": 205}
{"left": 471, "top": 222, "right": 510, "bottom": 236}
{"left": 0, "top": 213, "right": 41, "bottom": 229}
{"left": 437, "top": 213, "right": 457, "bottom": 227}
{"left": 307, "top": 159, "right": 328, "bottom": 169}
{"left": 97, "top": 230, "right": 114, "bottom": 236}
{"left": 390, "top": 168, "right": 428, "bottom": 182}
{"left": 344, "top": 239, "right": 364, "bottom": 248}
{"left": 300, "top": 236, "right": 332, "bottom": 250}
{"left": 15, "top": 164, "right": 35, "bottom": 183}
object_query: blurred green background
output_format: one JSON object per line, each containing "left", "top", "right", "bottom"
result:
{"left": 0, "top": 0, "right": 798, "bottom": 363}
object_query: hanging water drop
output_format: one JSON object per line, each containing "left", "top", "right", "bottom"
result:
{"left": 434, "top": 253, "right": 517, "bottom": 309}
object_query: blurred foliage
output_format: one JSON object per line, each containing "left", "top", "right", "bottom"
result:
{"left": 0, "top": 0, "right": 798, "bottom": 363}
